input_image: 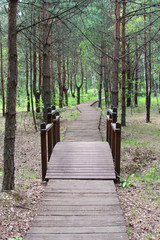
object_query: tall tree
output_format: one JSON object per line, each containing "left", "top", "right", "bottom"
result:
{"left": 2, "top": 0, "right": 18, "bottom": 191}
{"left": 121, "top": 0, "right": 126, "bottom": 126}
{"left": 0, "top": 21, "right": 5, "bottom": 116}
{"left": 42, "top": 0, "right": 51, "bottom": 120}
{"left": 112, "top": 0, "right": 120, "bottom": 108}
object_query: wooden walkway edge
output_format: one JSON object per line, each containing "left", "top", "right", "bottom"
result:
{"left": 25, "top": 99, "right": 129, "bottom": 240}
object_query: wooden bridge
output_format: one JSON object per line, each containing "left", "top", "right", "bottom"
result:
{"left": 25, "top": 100, "right": 129, "bottom": 240}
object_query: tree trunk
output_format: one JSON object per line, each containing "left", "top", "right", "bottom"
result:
{"left": 85, "top": 67, "right": 88, "bottom": 94}
{"left": 2, "top": 0, "right": 18, "bottom": 191}
{"left": 112, "top": 0, "right": 120, "bottom": 108}
{"left": 58, "top": 50, "right": 63, "bottom": 108}
{"left": 63, "top": 53, "right": 68, "bottom": 106}
{"left": 42, "top": 1, "right": 51, "bottom": 120}
{"left": 50, "top": 53, "right": 56, "bottom": 105}
{"left": 135, "top": 36, "right": 138, "bottom": 107}
{"left": 144, "top": 11, "right": 150, "bottom": 123}
{"left": 127, "top": 42, "right": 131, "bottom": 107}
{"left": 121, "top": 0, "right": 126, "bottom": 126}
{"left": 75, "top": 49, "right": 83, "bottom": 105}
{"left": 30, "top": 42, "right": 37, "bottom": 131}
{"left": 0, "top": 22, "right": 5, "bottom": 116}
{"left": 26, "top": 48, "right": 30, "bottom": 112}
{"left": 148, "top": 5, "right": 152, "bottom": 122}
{"left": 103, "top": 47, "right": 108, "bottom": 107}
{"left": 99, "top": 42, "right": 104, "bottom": 108}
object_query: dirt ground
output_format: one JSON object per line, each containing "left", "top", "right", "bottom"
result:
{"left": 0, "top": 105, "right": 160, "bottom": 240}
{"left": 100, "top": 105, "right": 160, "bottom": 240}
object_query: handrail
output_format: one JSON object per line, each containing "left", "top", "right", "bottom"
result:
{"left": 40, "top": 105, "right": 60, "bottom": 181}
{"left": 106, "top": 107, "right": 121, "bottom": 181}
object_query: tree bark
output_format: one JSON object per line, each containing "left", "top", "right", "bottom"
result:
{"left": 26, "top": 48, "right": 30, "bottom": 112}
{"left": 144, "top": 10, "right": 150, "bottom": 123}
{"left": 42, "top": 1, "right": 51, "bottom": 120}
{"left": 63, "top": 53, "right": 69, "bottom": 106}
{"left": 57, "top": 49, "right": 63, "bottom": 108}
{"left": 2, "top": 0, "right": 18, "bottom": 191}
{"left": 103, "top": 47, "right": 108, "bottom": 107}
{"left": 75, "top": 49, "right": 83, "bottom": 105}
{"left": 127, "top": 42, "right": 131, "bottom": 107}
{"left": 135, "top": 36, "right": 138, "bottom": 107}
{"left": 0, "top": 22, "right": 5, "bottom": 116}
{"left": 121, "top": 0, "right": 126, "bottom": 126}
{"left": 112, "top": 0, "right": 120, "bottom": 108}
{"left": 98, "top": 42, "right": 104, "bottom": 108}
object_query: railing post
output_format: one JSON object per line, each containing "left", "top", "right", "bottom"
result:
{"left": 111, "top": 123, "right": 115, "bottom": 159}
{"left": 52, "top": 105, "right": 57, "bottom": 147}
{"left": 111, "top": 108, "right": 117, "bottom": 158}
{"left": 41, "top": 122, "right": 47, "bottom": 181}
{"left": 108, "top": 113, "right": 112, "bottom": 147}
{"left": 115, "top": 122, "right": 121, "bottom": 181}
{"left": 47, "top": 107, "right": 53, "bottom": 161}
{"left": 106, "top": 111, "right": 109, "bottom": 142}
{"left": 57, "top": 112, "right": 60, "bottom": 142}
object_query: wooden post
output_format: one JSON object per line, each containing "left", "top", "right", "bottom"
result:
{"left": 115, "top": 122, "right": 121, "bottom": 180}
{"left": 57, "top": 112, "right": 60, "bottom": 142}
{"left": 52, "top": 106, "right": 57, "bottom": 147}
{"left": 108, "top": 116, "right": 112, "bottom": 147}
{"left": 112, "top": 107, "right": 117, "bottom": 123}
{"left": 47, "top": 107, "right": 53, "bottom": 161}
{"left": 106, "top": 111, "right": 109, "bottom": 142}
{"left": 41, "top": 122, "right": 47, "bottom": 181}
{"left": 111, "top": 123, "right": 115, "bottom": 159}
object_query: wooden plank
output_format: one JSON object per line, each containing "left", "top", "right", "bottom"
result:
{"left": 28, "top": 226, "right": 127, "bottom": 234}
{"left": 26, "top": 233, "right": 129, "bottom": 240}
{"left": 32, "top": 215, "right": 125, "bottom": 227}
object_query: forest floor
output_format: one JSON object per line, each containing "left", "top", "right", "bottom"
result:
{"left": 100, "top": 104, "right": 160, "bottom": 240}
{"left": 0, "top": 103, "right": 160, "bottom": 240}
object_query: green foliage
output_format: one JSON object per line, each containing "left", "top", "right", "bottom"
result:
{"left": 119, "top": 174, "right": 135, "bottom": 188}
{"left": 11, "top": 236, "right": 23, "bottom": 240}
{"left": 142, "top": 161, "right": 160, "bottom": 183}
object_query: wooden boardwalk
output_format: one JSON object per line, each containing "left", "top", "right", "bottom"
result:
{"left": 25, "top": 100, "right": 128, "bottom": 240}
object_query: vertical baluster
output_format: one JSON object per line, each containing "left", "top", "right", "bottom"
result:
{"left": 41, "top": 122, "right": 47, "bottom": 181}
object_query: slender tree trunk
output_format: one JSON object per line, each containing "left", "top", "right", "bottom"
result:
{"left": 98, "top": 42, "right": 104, "bottom": 108}
{"left": 112, "top": 0, "right": 120, "bottom": 108}
{"left": 127, "top": 42, "right": 131, "bottom": 107}
{"left": 2, "top": 0, "right": 18, "bottom": 191}
{"left": 148, "top": 4, "right": 152, "bottom": 122}
{"left": 63, "top": 53, "right": 68, "bottom": 106}
{"left": 135, "top": 36, "right": 138, "bottom": 107}
{"left": 108, "top": 56, "right": 112, "bottom": 105}
{"left": 30, "top": 42, "right": 37, "bottom": 131}
{"left": 42, "top": 1, "right": 51, "bottom": 120}
{"left": 121, "top": 0, "right": 126, "bottom": 126}
{"left": 58, "top": 50, "right": 63, "bottom": 108}
{"left": 103, "top": 47, "right": 108, "bottom": 107}
{"left": 75, "top": 49, "right": 83, "bottom": 104}
{"left": 26, "top": 48, "right": 30, "bottom": 112}
{"left": 85, "top": 67, "right": 88, "bottom": 94}
{"left": 144, "top": 11, "right": 150, "bottom": 123}
{"left": 0, "top": 22, "right": 5, "bottom": 116}
{"left": 50, "top": 53, "right": 56, "bottom": 104}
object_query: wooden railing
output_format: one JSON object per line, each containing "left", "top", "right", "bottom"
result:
{"left": 106, "top": 107, "right": 121, "bottom": 180}
{"left": 40, "top": 106, "right": 60, "bottom": 181}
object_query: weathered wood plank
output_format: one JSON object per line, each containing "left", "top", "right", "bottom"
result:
{"left": 28, "top": 226, "right": 127, "bottom": 234}
{"left": 26, "top": 233, "right": 128, "bottom": 240}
